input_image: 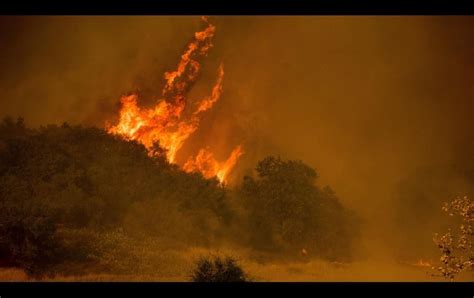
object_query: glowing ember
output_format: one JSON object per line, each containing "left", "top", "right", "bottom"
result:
{"left": 413, "top": 259, "right": 432, "bottom": 268}
{"left": 107, "top": 17, "right": 242, "bottom": 183}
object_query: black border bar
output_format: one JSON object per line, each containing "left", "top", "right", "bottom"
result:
{"left": 1, "top": 0, "right": 474, "bottom": 15}
{"left": 0, "top": 282, "right": 473, "bottom": 298}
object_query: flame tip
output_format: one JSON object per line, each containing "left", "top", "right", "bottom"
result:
{"left": 107, "top": 18, "right": 242, "bottom": 184}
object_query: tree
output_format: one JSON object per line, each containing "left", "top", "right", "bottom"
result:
{"left": 239, "top": 156, "right": 359, "bottom": 260}
{"left": 433, "top": 196, "right": 474, "bottom": 280}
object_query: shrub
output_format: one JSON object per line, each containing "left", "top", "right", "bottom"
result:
{"left": 190, "top": 255, "right": 248, "bottom": 282}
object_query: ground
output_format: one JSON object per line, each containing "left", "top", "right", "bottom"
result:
{"left": 0, "top": 246, "right": 468, "bottom": 282}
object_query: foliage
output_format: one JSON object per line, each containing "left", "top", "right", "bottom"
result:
{"left": 433, "top": 196, "right": 474, "bottom": 280}
{"left": 0, "top": 117, "right": 232, "bottom": 277}
{"left": 0, "top": 117, "right": 360, "bottom": 277}
{"left": 0, "top": 203, "right": 61, "bottom": 278}
{"left": 190, "top": 255, "right": 248, "bottom": 282}
{"left": 239, "top": 156, "right": 359, "bottom": 260}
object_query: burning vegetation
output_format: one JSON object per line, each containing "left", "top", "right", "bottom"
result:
{"left": 107, "top": 17, "right": 242, "bottom": 184}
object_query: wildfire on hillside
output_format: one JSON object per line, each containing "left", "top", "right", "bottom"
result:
{"left": 107, "top": 17, "right": 243, "bottom": 184}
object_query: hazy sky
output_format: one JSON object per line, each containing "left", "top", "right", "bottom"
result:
{"left": 1, "top": 16, "right": 474, "bottom": 258}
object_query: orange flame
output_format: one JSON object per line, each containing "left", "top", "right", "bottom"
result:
{"left": 195, "top": 64, "right": 224, "bottom": 115}
{"left": 183, "top": 145, "right": 244, "bottom": 184}
{"left": 413, "top": 259, "right": 432, "bottom": 268}
{"left": 107, "top": 18, "right": 242, "bottom": 184}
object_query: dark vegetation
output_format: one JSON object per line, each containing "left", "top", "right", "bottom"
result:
{"left": 190, "top": 255, "right": 248, "bottom": 282}
{"left": 239, "top": 156, "right": 359, "bottom": 260}
{"left": 0, "top": 117, "right": 359, "bottom": 278}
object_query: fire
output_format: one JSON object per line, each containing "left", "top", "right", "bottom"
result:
{"left": 183, "top": 145, "right": 244, "bottom": 184}
{"left": 107, "top": 17, "right": 242, "bottom": 184}
{"left": 413, "top": 259, "right": 432, "bottom": 268}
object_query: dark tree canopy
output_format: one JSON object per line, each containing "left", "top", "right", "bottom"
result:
{"left": 240, "top": 156, "right": 359, "bottom": 260}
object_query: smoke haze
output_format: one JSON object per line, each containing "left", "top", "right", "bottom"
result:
{"left": 1, "top": 16, "right": 474, "bottom": 274}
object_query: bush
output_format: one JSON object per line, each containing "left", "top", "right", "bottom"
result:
{"left": 190, "top": 255, "right": 248, "bottom": 282}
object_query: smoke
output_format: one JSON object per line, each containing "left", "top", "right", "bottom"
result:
{"left": 0, "top": 16, "right": 202, "bottom": 126}
{"left": 1, "top": 16, "right": 474, "bottom": 271}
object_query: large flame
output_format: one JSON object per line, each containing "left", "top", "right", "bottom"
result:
{"left": 107, "top": 17, "right": 242, "bottom": 184}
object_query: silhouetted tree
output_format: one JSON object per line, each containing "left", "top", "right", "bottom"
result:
{"left": 240, "top": 156, "right": 359, "bottom": 260}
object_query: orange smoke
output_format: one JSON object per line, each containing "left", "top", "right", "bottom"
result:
{"left": 107, "top": 17, "right": 242, "bottom": 184}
